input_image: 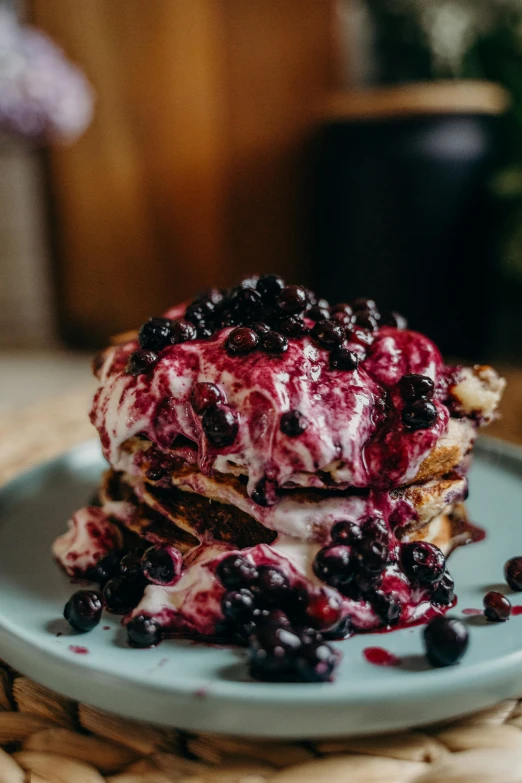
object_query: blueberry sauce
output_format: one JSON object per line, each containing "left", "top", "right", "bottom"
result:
{"left": 68, "top": 645, "right": 89, "bottom": 654}
{"left": 363, "top": 647, "right": 401, "bottom": 667}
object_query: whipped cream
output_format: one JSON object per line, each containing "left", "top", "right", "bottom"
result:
{"left": 128, "top": 537, "right": 438, "bottom": 637}
{"left": 52, "top": 506, "right": 123, "bottom": 577}
{"left": 91, "top": 324, "right": 448, "bottom": 498}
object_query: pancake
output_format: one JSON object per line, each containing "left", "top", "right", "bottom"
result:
{"left": 100, "top": 465, "right": 468, "bottom": 557}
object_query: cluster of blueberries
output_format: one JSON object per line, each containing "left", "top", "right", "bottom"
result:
{"left": 211, "top": 523, "right": 463, "bottom": 679}
{"left": 64, "top": 544, "right": 182, "bottom": 647}
{"left": 61, "top": 537, "right": 522, "bottom": 678}
{"left": 126, "top": 274, "right": 406, "bottom": 379}
{"left": 215, "top": 554, "right": 342, "bottom": 682}
{"left": 122, "top": 279, "right": 439, "bottom": 466}
{"left": 313, "top": 520, "right": 454, "bottom": 626}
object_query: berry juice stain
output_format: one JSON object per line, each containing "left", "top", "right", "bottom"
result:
{"left": 512, "top": 606, "right": 522, "bottom": 616}
{"left": 462, "top": 608, "right": 482, "bottom": 616}
{"left": 68, "top": 645, "right": 89, "bottom": 654}
{"left": 363, "top": 647, "right": 401, "bottom": 667}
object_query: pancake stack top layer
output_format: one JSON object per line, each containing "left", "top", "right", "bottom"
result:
{"left": 53, "top": 277, "right": 505, "bottom": 682}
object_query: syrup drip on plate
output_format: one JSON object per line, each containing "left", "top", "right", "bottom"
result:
{"left": 363, "top": 647, "right": 401, "bottom": 667}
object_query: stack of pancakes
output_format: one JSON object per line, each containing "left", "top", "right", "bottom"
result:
{"left": 54, "top": 281, "right": 505, "bottom": 635}
{"left": 98, "top": 363, "right": 501, "bottom": 563}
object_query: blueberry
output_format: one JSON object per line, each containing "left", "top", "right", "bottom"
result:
{"left": 249, "top": 625, "right": 301, "bottom": 682}
{"left": 138, "top": 317, "right": 173, "bottom": 351}
{"left": 283, "top": 583, "right": 310, "bottom": 619}
{"left": 371, "top": 590, "right": 401, "bottom": 626}
{"left": 256, "top": 274, "right": 285, "bottom": 303}
{"left": 64, "top": 590, "right": 103, "bottom": 633}
{"left": 201, "top": 404, "right": 238, "bottom": 447}
{"left": 258, "top": 609, "right": 293, "bottom": 630}
{"left": 277, "top": 285, "right": 308, "bottom": 314}
{"left": 196, "top": 322, "right": 215, "bottom": 339}
{"left": 238, "top": 275, "right": 260, "bottom": 289}
{"left": 431, "top": 569, "right": 455, "bottom": 605}
{"left": 170, "top": 319, "right": 197, "bottom": 344}
{"left": 222, "top": 589, "right": 256, "bottom": 623}
{"left": 423, "top": 616, "right": 469, "bottom": 667}
{"left": 308, "top": 304, "right": 330, "bottom": 322}
{"left": 315, "top": 297, "right": 331, "bottom": 311}
{"left": 398, "top": 374, "right": 435, "bottom": 403}
{"left": 251, "top": 565, "right": 290, "bottom": 606}
{"left": 260, "top": 330, "right": 288, "bottom": 355}
{"left": 305, "top": 288, "right": 319, "bottom": 306}
{"left": 329, "top": 348, "right": 359, "bottom": 371}
{"left": 127, "top": 615, "right": 162, "bottom": 647}
{"left": 190, "top": 382, "right": 225, "bottom": 414}
{"left": 126, "top": 350, "right": 158, "bottom": 376}
{"left": 225, "top": 326, "right": 259, "bottom": 355}
{"left": 251, "top": 477, "right": 278, "bottom": 507}
{"left": 119, "top": 551, "right": 144, "bottom": 577}
{"left": 216, "top": 554, "right": 258, "bottom": 589}
{"left": 363, "top": 516, "right": 389, "bottom": 542}
{"left": 351, "top": 297, "right": 377, "bottom": 313}
{"left": 185, "top": 299, "right": 215, "bottom": 325}
{"left": 219, "top": 309, "right": 239, "bottom": 328}
{"left": 103, "top": 574, "right": 145, "bottom": 614}
{"left": 402, "top": 400, "right": 438, "bottom": 430}
{"left": 354, "top": 309, "right": 379, "bottom": 331}
{"left": 229, "top": 287, "right": 263, "bottom": 321}
{"left": 313, "top": 546, "right": 355, "bottom": 589}
{"left": 311, "top": 320, "right": 344, "bottom": 349}
{"left": 278, "top": 316, "right": 308, "bottom": 337}
{"left": 504, "top": 557, "right": 522, "bottom": 591}
{"left": 331, "top": 303, "right": 353, "bottom": 318}
{"left": 251, "top": 321, "right": 271, "bottom": 335}
{"left": 294, "top": 640, "right": 339, "bottom": 683}
{"left": 331, "top": 311, "right": 354, "bottom": 328}
{"left": 401, "top": 542, "right": 445, "bottom": 584}
{"left": 141, "top": 546, "right": 182, "bottom": 586}
{"left": 357, "top": 539, "right": 389, "bottom": 575}
{"left": 280, "top": 409, "right": 308, "bottom": 437}
{"left": 323, "top": 616, "right": 352, "bottom": 640}
{"left": 305, "top": 591, "right": 342, "bottom": 631}
{"left": 253, "top": 624, "right": 301, "bottom": 654}
{"left": 86, "top": 552, "right": 121, "bottom": 585}
{"left": 483, "top": 591, "right": 511, "bottom": 622}
{"left": 330, "top": 520, "right": 362, "bottom": 546}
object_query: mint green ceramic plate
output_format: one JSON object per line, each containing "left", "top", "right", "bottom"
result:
{"left": 0, "top": 437, "right": 521, "bottom": 738}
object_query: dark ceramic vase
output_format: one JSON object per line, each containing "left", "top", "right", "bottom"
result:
{"left": 313, "top": 85, "right": 507, "bottom": 358}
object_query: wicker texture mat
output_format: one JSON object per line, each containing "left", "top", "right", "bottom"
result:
{"left": 0, "top": 385, "right": 522, "bottom": 782}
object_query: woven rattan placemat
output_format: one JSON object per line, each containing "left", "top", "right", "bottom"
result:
{"left": 1, "top": 385, "right": 522, "bottom": 783}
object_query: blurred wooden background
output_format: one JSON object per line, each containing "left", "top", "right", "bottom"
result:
{"left": 28, "top": 0, "right": 336, "bottom": 347}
